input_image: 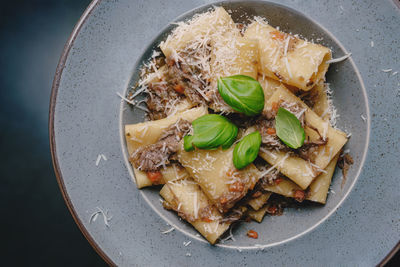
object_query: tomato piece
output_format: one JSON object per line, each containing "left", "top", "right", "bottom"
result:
{"left": 247, "top": 230, "right": 258, "bottom": 239}
{"left": 266, "top": 127, "right": 276, "bottom": 135}
{"left": 220, "top": 197, "right": 228, "bottom": 204}
{"left": 146, "top": 171, "right": 163, "bottom": 184}
{"left": 294, "top": 190, "right": 305, "bottom": 202}
{"left": 267, "top": 205, "right": 277, "bottom": 214}
{"left": 270, "top": 30, "right": 286, "bottom": 41}
{"left": 271, "top": 102, "right": 279, "bottom": 111}
{"left": 226, "top": 169, "right": 234, "bottom": 177}
{"left": 202, "top": 217, "right": 213, "bottom": 223}
{"left": 173, "top": 84, "right": 185, "bottom": 94}
{"left": 274, "top": 178, "right": 283, "bottom": 185}
{"left": 229, "top": 181, "right": 244, "bottom": 192}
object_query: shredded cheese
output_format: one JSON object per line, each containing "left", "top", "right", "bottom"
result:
{"left": 284, "top": 57, "right": 293, "bottom": 78}
{"left": 381, "top": 68, "right": 392, "bottom": 73}
{"left": 360, "top": 114, "right": 367, "bottom": 122}
{"left": 95, "top": 154, "right": 102, "bottom": 166}
{"left": 259, "top": 153, "right": 289, "bottom": 177}
{"left": 161, "top": 227, "right": 175, "bottom": 234}
{"left": 326, "top": 53, "right": 352, "bottom": 64}
{"left": 89, "top": 207, "right": 112, "bottom": 227}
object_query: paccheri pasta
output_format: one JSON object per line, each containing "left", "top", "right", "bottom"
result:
{"left": 124, "top": 7, "right": 352, "bottom": 244}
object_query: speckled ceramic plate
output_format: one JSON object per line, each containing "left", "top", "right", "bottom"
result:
{"left": 50, "top": 0, "right": 400, "bottom": 265}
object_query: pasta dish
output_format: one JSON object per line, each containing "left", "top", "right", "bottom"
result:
{"left": 124, "top": 7, "right": 352, "bottom": 244}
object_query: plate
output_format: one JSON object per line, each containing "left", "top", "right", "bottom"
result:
{"left": 50, "top": 0, "right": 400, "bottom": 265}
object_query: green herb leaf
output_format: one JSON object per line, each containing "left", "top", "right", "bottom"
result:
{"left": 183, "top": 114, "right": 238, "bottom": 151}
{"left": 233, "top": 131, "right": 262, "bottom": 169}
{"left": 275, "top": 107, "right": 305, "bottom": 149}
{"left": 218, "top": 75, "right": 265, "bottom": 116}
{"left": 183, "top": 135, "right": 195, "bottom": 151}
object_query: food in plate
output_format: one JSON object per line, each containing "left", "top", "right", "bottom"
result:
{"left": 124, "top": 7, "right": 352, "bottom": 244}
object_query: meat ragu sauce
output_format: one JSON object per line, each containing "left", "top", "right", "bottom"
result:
{"left": 136, "top": 76, "right": 328, "bottom": 169}
{"left": 124, "top": 6, "right": 353, "bottom": 245}
{"left": 130, "top": 119, "right": 191, "bottom": 171}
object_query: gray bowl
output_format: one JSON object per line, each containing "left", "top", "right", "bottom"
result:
{"left": 50, "top": 0, "right": 400, "bottom": 265}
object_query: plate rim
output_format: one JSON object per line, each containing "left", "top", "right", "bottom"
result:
{"left": 48, "top": 0, "right": 114, "bottom": 265}
{"left": 48, "top": 0, "right": 396, "bottom": 265}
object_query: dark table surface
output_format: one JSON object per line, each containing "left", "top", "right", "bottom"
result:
{"left": 0, "top": 0, "right": 105, "bottom": 266}
{"left": 0, "top": 0, "right": 398, "bottom": 266}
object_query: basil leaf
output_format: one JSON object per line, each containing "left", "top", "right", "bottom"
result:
{"left": 233, "top": 131, "right": 262, "bottom": 169}
{"left": 218, "top": 75, "right": 265, "bottom": 116}
{"left": 275, "top": 107, "right": 305, "bottom": 149}
{"left": 183, "top": 135, "right": 195, "bottom": 151}
{"left": 183, "top": 114, "right": 238, "bottom": 151}
{"left": 221, "top": 124, "right": 238, "bottom": 149}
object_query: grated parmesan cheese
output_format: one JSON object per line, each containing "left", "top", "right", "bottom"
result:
{"left": 381, "top": 68, "right": 392, "bottom": 73}
{"left": 89, "top": 207, "right": 112, "bottom": 227}
{"left": 95, "top": 154, "right": 102, "bottom": 166}
{"left": 117, "top": 92, "right": 135, "bottom": 105}
{"left": 326, "top": 53, "right": 352, "bottom": 64}
{"left": 360, "top": 114, "right": 367, "bottom": 122}
{"left": 309, "top": 161, "right": 327, "bottom": 174}
{"left": 117, "top": 92, "right": 149, "bottom": 112}
{"left": 161, "top": 227, "right": 175, "bottom": 234}
{"left": 284, "top": 57, "right": 293, "bottom": 78}
{"left": 259, "top": 153, "right": 289, "bottom": 177}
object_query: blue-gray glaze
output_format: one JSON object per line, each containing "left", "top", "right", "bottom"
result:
{"left": 52, "top": 0, "right": 400, "bottom": 266}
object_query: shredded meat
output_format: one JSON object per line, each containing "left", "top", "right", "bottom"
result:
{"left": 226, "top": 113, "right": 258, "bottom": 128}
{"left": 219, "top": 207, "right": 247, "bottom": 223}
{"left": 167, "top": 58, "right": 207, "bottom": 106}
{"left": 130, "top": 120, "right": 191, "bottom": 172}
{"left": 217, "top": 191, "right": 247, "bottom": 214}
{"left": 297, "top": 88, "right": 319, "bottom": 108}
{"left": 293, "top": 190, "right": 306, "bottom": 202}
{"left": 146, "top": 83, "right": 184, "bottom": 120}
{"left": 253, "top": 158, "right": 280, "bottom": 186}
{"left": 261, "top": 170, "right": 280, "bottom": 187}
{"left": 295, "top": 137, "right": 328, "bottom": 161}
{"left": 338, "top": 153, "right": 354, "bottom": 188}
{"left": 258, "top": 166, "right": 280, "bottom": 186}
{"left": 198, "top": 206, "right": 214, "bottom": 221}
{"left": 265, "top": 194, "right": 293, "bottom": 216}
{"left": 255, "top": 118, "right": 287, "bottom": 150}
